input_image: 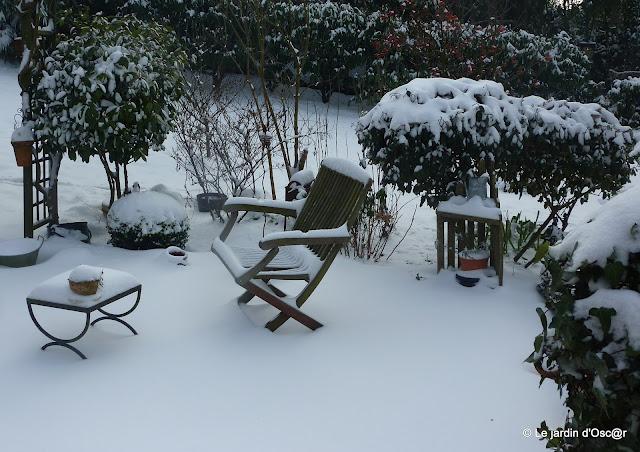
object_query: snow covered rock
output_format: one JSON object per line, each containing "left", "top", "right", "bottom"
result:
{"left": 107, "top": 190, "right": 189, "bottom": 250}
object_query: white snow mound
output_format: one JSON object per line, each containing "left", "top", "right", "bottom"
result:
{"left": 550, "top": 183, "right": 640, "bottom": 270}
{"left": 107, "top": 191, "right": 188, "bottom": 235}
{"left": 574, "top": 289, "right": 640, "bottom": 350}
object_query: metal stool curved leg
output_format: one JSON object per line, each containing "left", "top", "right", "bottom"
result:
{"left": 96, "top": 288, "right": 141, "bottom": 318}
{"left": 90, "top": 316, "right": 138, "bottom": 335}
{"left": 41, "top": 342, "right": 87, "bottom": 360}
{"left": 90, "top": 288, "right": 141, "bottom": 335}
{"left": 28, "top": 303, "right": 90, "bottom": 360}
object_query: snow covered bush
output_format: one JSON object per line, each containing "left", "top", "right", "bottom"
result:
{"left": 358, "top": 78, "right": 636, "bottom": 256}
{"left": 360, "top": 1, "right": 590, "bottom": 102}
{"left": 32, "top": 13, "right": 186, "bottom": 205}
{"left": 172, "top": 75, "right": 265, "bottom": 201}
{"left": 266, "top": 1, "right": 368, "bottom": 102}
{"left": 121, "top": 0, "right": 233, "bottom": 74}
{"left": 107, "top": 187, "right": 190, "bottom": 250}
{"left": 0, "top": 0, "right": 16, "bottom": 56}
{"left": 530, "top": 184, "right": 640, "bottom": 450}
{"left": 606, "top": 77, "right": 640, "bottom": 129}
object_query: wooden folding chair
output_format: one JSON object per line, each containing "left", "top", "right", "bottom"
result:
{"left": 212, "top": 158, "right": 373, "bottom": 332}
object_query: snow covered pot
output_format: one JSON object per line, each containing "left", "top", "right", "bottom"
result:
{"left": 10, "top": 122, "right": 34, "bottom": 167}
{"left": 107, "top": 187, "right": 190, "bottom": 250}
{"left": 165, "top": 246, "right": 188, "bottom": 265}
{"left": 68, "top": 265, "right": 103, "bottom": 296}
{"left": 529, "top": 184, "right": 640, "bottom": 451}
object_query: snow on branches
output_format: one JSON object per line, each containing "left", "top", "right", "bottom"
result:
{"left": 358, "top": 77, "right": 635, "bottom": 209}
{"left": 33, "top": 14, "right": 186, "bottom": 164}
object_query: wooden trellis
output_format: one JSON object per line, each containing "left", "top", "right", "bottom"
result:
{"left": 17, "top": 0, "right": 59, "bottom": 238}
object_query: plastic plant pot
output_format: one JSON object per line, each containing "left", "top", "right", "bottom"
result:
{"left": 196, "top": 193, "right": 228, "bottom": 213}
{"left": 455, "top": 273, "right": 481, "bottom": 287}
{"left": 458, "top": 249, "right": 490, "bottom": 271}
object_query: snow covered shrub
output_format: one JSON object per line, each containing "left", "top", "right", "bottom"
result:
{"left": 0, "top": 0, "right": 16, "bottom": 56}
{"left": 121, "top": 0, "right": 233, "bottom": 74}
{"left": 606, "top": 77, "right": 640, "bottom": 128}
{"left": 266, "top": 1, "right": 368, "bottom": 102}
{"left": 172, "top": 75, "right": 265, "bottom": 202}
{"left": 359, "top": 78, "right": 635, "bottom": 207}
{"left": 107, "top": 187, "right": 190, "bottom": 250}
{"left": 33, "top": 13, "right": 186, "bottom": 205}
{"left": 358, "top": 77, "right": 636, "bottom": 259}
{"left": 342, "top": 165, "right": 407, "bottom": 261}
{"left": 529, "top": 184, "right": 640, "bottom": 451}
{"left": 360, "top": 1, "right": 590, "bottom": 102}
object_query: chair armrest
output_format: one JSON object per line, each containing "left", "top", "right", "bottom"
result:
{"left": 259, "top": 225, "right": 351, "bottom": 250}
{"left": 223, "top": 197, "right": 303, "bottom": 218}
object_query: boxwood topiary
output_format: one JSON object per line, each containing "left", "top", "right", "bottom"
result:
{"left": 107, "top": 189, "right": 190, "bottom": 250}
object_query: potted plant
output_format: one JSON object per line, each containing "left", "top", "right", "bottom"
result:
{"left": 10, "top": 122, "right": 34, "bottom": 167}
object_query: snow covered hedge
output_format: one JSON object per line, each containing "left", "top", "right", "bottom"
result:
{"left": 107, "top": 187, "right": 190, "bottom": 250}
{"left": 606, "top": 77, "right": 640, "bottom": 129}
{"left": 358, "top": 78, "right": 636, "bottom": 213}
{"left": 530, "top": 184, "right": 640, "bottom": 450}
{"left": 33, "top": 14, "right": 186, "bottom": 164}
{"left": 0, "top": 0, "right": 15, "bottom": 56}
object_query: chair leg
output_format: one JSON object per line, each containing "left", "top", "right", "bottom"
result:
{"left": 265, "top": 312, "right": 291, "bottom": 332}
{"left": 237, "top": 290, "right": 256, "bottom": 305}
{"left": 245, "top": 281, "right": 322, "bottom": 332}
{"left": 267, "top": 283, "right": 287, "bottom": 298}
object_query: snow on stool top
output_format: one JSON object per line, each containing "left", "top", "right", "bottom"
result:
{"left": 321, "top": 158, "right": 372, "bottom": 185}
{"left": 436, "top": 195, "right": 501, "bottom": 220}
{"left": 28, "top": 267, "right": 140, "bottom": 307}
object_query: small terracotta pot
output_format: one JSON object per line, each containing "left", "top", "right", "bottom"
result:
{"left": 458, "top": 249, "right": 490, "bottom": 271}
{"left": 11, "top": 140, "right": 33, "bottom": 167}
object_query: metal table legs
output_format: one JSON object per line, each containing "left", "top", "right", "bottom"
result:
{"left": 27, "top": 288, "right": 141, "bottom": 360}
{"left": 90, "top": 289, "right": 141, "bottom": 335}
{"left": 27, "top": 303, "right": 90, "bottom": 359}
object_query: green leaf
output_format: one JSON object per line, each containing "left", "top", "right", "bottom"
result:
{"left": 530, "top": 241, "right": 550, "bottom": 265}
{"left": 588, "top": 307, "right": 616, "bottom": 339}
{"left": 603, "top": 260, "right": 625, "bottom": 287}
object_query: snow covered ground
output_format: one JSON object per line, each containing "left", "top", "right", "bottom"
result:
{"left": 2, "top": 60, "right": 633, "bottom": 451}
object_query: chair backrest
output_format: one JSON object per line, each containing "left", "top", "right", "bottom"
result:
{"left": 293, "top": 158, "right": 373, "bottom": 260}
